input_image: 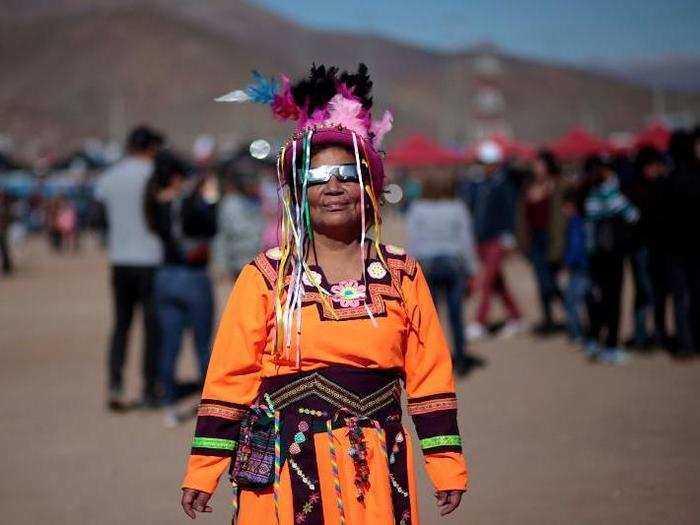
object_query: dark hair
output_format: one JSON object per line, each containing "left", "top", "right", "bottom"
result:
{"left": 127, "top": 125, "right": 164, "bottom": 153}
{"left": 421, "top": 172, "right": 456, "bottom": 200}
{"left": 144, "top": 150, "right": 188, "bottom": 231}
{"left": 153, "top": 150, "right": 189, "bottom": 187}
{"left": 634, "top": 146, "right": 663, "bottom": 173}
{"left": 536, "top": 149, "right": 561, "bottom": 177}
{"left": 668, "top": 129, "right": 694, "bottom": 170}
{"left": 562, "top": 186, "right": 585, "bottom": 215}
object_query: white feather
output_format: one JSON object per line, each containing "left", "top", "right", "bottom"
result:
{"left": 214, "top": 90, "right": 251, "bottom": 103}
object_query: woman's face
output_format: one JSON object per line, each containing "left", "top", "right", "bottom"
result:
{"left": 306, "top": 146, "right": 363, "bottom": 236}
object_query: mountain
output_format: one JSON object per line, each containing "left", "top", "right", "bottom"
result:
{"left": 1, "top": 0, "right": 699, "bottom": 157}
{"left": 590, "top": 55, "right": 700, "bottom": 92}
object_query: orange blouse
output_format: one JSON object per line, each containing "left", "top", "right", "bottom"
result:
{"left": 182, "top": 244, "right": 468, "bottom": 495}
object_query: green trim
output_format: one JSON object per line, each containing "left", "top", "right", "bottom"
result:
{"left": 420, "top": 435, "right": 462, "bottom": 450}
{"left": 192, "top": 437, "right": 237, "bottom": 451}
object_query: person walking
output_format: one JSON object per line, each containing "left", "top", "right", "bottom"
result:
{"left": 467, "top": 141, "right": 525, "bottom": 340}
{"left": 407, "top": 171, "right": 484, "bottom": 375}
{"left": 181, "top": 64, "right": 467, "bottom": 524}
{"left": 95, "top": 125, "right": 164, "bottom": 410}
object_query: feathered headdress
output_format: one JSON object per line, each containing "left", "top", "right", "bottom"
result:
{"left": 217, "top": 64, "right": 392, "bottom": 152}
{"left": 217, "top": 64, "right": 393, "bottom": 367}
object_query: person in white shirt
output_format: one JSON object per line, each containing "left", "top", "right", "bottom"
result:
{"left": 94, "top": 126, "right": 164, "bottom": 410}
{"left": 407, "top": 170, "right": 485, "bottom": 376}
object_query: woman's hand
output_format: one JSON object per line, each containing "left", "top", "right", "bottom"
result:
{"left": 435, "top": 490, "right": 464, "bottom": 516}
{"left": 181, "top": 488, "right": 213, "bottom": 519}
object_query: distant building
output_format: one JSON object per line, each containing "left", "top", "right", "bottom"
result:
{"left": 471, "top": 50, "right": 512, "bottom": 141}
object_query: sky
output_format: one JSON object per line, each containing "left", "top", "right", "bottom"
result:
{"left": 251, "top": 0, "right": 700, "bottom": 64}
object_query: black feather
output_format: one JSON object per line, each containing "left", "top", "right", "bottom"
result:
{"left": 339, "top": 63, "right": 373, "bottom": 110}
{"left": 291, "top": 64, "right": 338, "bottom": 115}
{"left": 291, "top": 63, "right": 374, "bottom": 117}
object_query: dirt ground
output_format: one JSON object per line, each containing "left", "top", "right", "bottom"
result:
{"left": 1, "top": 231, "right": 699, "bottom": 525}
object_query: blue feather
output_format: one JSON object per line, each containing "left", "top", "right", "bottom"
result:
{"left": 244, "top": 71, "right": 279, "bottom": 105}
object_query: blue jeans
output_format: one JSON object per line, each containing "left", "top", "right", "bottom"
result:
{"left": 155, "top": 266, "right": 214, "bottom": 406}
{"left": 420, "top": 255, "right": 468, "bottom": 359}
{"left": 563, "top": 268, "right": 589, "bottom": 341}
{"left": 529, "top": 229, "right": 561, "bottom": 324}
{"left": 629, "top": 247, "right": 654, "bottom": 344}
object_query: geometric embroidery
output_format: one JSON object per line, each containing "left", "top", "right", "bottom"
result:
{"left": 252, "top": 244, "right": 417, "bottom": 322}
{"left": 407, "top": 397, "right": 458, "bottom": 416}
{"left": 197, "top": 403, "right": 248, "bottom": 421}
{"left": 266, "top": 372, "right": 402, "bottom": 417}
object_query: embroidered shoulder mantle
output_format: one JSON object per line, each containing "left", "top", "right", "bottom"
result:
{"left": 251, "top": 244, "right": 417, "bottom": 321}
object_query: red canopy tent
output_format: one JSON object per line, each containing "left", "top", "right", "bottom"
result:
{"left": 549, "top": 127, "right": 612, "bottom": 161}
{"left": 385, "top": 134, "right": 464, "bottom": 168}
{"left": 633, "top": 122, "right": 670, "bottom": 151}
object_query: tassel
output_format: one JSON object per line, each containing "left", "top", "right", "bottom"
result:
{"left": 326, "top": 419, "right": 346, "bottom": 525}
{"left": 231, "top": 482, "right": 239, "bottom": 523}
{"left": 273, "top": 410, "right": 281, "bottom": 522}
{"left": 352, "top": 133, "right": 376, "bottom": 327}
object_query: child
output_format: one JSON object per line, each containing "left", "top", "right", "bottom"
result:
{"left": 561, "top": 189, "right": 589, "bottom": 345}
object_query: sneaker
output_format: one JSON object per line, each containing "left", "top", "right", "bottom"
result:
{"left": 163, "top": 407, "right": 180, "bottom": 428}
{"left": 498, "top": 319, "right": 527, "bottom": 339}
{"left": 453, "top": 354, "right": 487, "bottom": 376}
{"left": 139, "top": 393, "right": 162, "bottom": 410}
{"left": 466, "top": 322, "right": 488, "bottom": 341}
{"left": 596, "top": 348, "right": 631, "bottom": 365}
{"left": 533, "top": 321, "right": 566, "bottom": 336}
{"left": 583, "top": 340, "right": 600, "bottom": 360}
{"left": 107, "top": 388, "right": 127, "bottom": 412}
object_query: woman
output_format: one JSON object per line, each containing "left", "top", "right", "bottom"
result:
{"left": 181, "top": 65, "right": 468, "bottom": 524}
{"left": 406, "top": 171, "right": 484, "bottom": 375}
{"left": 145, "top": 151, "right": 218, "bottom": 426}
{"left": 523, "top": 151, "right": 563, "bottom": 334}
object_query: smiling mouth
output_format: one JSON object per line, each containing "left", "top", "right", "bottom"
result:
{"left": 322, "top": 201, "right": 350, "bottom": 211}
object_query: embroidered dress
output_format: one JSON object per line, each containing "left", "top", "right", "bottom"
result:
{"left": 182, "top": 245, "right": 469, "bottom": 524}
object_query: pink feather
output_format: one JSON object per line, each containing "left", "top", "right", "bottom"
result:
{"left": 336, "top": 82, "right": 357, "bottom": 101}
{"left": 322, "top": 94, "right": 368, "bottom": 138}
{"left": 271, "top": 75, "right": 300, "bottom": 121}
{"left": 370, "top": 110, "right": 393, "bottom": 147}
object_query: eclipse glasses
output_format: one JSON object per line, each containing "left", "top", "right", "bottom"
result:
{"left": 305, "top": 164, "right": 360, "bottom": 186}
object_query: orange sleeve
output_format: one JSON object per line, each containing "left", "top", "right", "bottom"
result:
{"left": 182, "top": 264, "right": 271, "bottom": 493}
{"left": 402, "top": 262, "right": 469, "bottom": 492}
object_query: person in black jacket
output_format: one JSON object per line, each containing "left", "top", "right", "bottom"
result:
{"left": 145, "top": 151, "right": 219, "bottom": 426}
{"left": 624, "top": 147, "right": 668, "bottom": 349}
{"left": 0, "top": 191, "right": 13, "bottom": 275}
{"left": 665, "top": 128, "right": 700, "bottom": 357}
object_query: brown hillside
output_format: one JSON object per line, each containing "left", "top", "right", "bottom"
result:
{"left": 1, "top": 0, "right": 698, "bottom": 155}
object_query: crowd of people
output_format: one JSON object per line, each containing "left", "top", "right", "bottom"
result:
{"left": 91, "top": 126, "right": 280, "bottom": 426}
{"left": 2, "top": 121, "right": 699, "bottom": 425}
{"left": 402, "top": 125, "right": 700, "bottom": 369}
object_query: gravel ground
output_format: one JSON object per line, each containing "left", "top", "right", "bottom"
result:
{"left": 1, "top": 233, "right": 699, "bottom": 524}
